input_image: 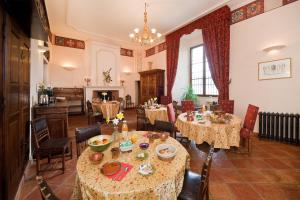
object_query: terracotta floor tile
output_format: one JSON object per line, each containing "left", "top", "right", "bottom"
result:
{"left": 212, "top": 159, "right": 235, "bottom": 168}
{"left": 251, "top": 183, "right": 287, "bottom": 200}
{"left": 210, "top": 183, "right": 237, "bottom": 200}
{"left": 238, "top": 169, "right": 268, "bottom": 182}
{"left": 263, "top": 159, "right": 291, "bottom": 169}
{"left": 231, "top": 159, "right": 252, "bottom": 168}
{"left": 218, "top": 169, "right": 244, "bottom": 183}
{"left": 228, "top": 183, "right": 263, "bottom": 200}
{"left": 281, "top": 184, "right": 300, "bottom": 200}
{"left": 54, "top": 185, "right": 74, "bottom": 199}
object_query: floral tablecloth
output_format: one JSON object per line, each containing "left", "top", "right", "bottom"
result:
{"left": 145, "top": 107, "right": 169, "bottom": 125}
{"left": 92, "top": 101, "right": 120, "bottom": 119}
{"left": 175, "top": 113, "right": 242, "bottom": 149}
{"left": 73, "top": 131, "right": 190, "bottom": 200}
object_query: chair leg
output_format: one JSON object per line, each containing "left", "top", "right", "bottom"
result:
{"left": 70, "top": 141, "right": 73, "bottom": 159}
{"left": 36, "top": 154, "right": 40, "bottom": 175}
{"left": 62, "top": 148, "right": 65, "bottom": 173}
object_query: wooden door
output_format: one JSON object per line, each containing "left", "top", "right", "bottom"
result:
{"left": 3, "top": 15, "right": 30, "bottom": 200}
{"left": 0, "top": 4, "right": 5, "bottom": 199}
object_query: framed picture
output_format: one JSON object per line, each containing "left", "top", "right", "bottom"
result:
{"left": 258, "top": 58, "right": 291, "bottom": 80}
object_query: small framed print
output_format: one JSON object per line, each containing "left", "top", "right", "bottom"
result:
{"left": 258, "top": 58, "right": 291, "bottom": 80}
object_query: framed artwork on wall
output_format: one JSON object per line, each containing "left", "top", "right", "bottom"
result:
{"left": 258, "top": 58, "right": 291, "bottom": 80}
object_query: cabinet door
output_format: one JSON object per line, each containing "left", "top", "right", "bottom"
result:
{"left": 140, "top": 75, "right": 148, "bottom": 103}
{"left": 148, "top": 74, "right": 156, "bottom": 98}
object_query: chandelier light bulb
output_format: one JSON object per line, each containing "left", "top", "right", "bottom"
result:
{"left": 151, "top": 28, "right": 156, "bottom": 34}
{"left": 134, "top": 28, "right": 139, "bottom": 33}
{"left": 129, "top": 33, "right": 134, "bottom": 38}
{"left": 157, "top": 33, "right": 162, "bottom": 38}
{"left": 150, "top": 39, "right": 154, "bottom": 43}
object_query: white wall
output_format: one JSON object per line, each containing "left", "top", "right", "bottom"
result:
{"left": 230, "top": 1, "right": 300, "bottom": 131}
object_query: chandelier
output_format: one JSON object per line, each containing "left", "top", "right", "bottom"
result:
{"left": 129, "top": 2, "right": 162, "bottom": 45}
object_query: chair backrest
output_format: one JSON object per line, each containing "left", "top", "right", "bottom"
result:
{"left": 125, "top": 95, "right": 132, "bottom": 102}
{"left": 75, "top": 124, "right": 101, "bottom": 157}
{"left": 86, "top": 100, "right": 93, "bottom": 113}
{"left": 243, "top": 104, "right": 259, "bottom": 131}
{"left": 199, "top": 144, "right": 214, "bottom": 199}
{"left": 36, "top": 176, "right": 59, "bottom": 200}
{"left": 181, "top": 100, "right": 195, "bottom": 113}
{"left": 167, "top": 103, "right": 176, "bottom": 123}
{"left": 219, "top": 100, "right": 234, "bottom": 114}
{"left": 160, "top": 96, "right": 171, "bottom": 105}
{"left": 153, "top": 120, "right": 175, "bottom": 138}
{"left": 31, "top": 117, "right": 51, "bottom": 149}
{"left": 136, "top": 105, "right": 146, "bottom": 119}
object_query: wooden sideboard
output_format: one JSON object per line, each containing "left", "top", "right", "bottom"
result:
{"left": 139, "top": 69, "right": 165, "bottom": 104}
{"left": 33, "top": 103, "right": 69, "bottom": 138}
{"left": 53, "top": 87, "right": 84, "bottom": 115}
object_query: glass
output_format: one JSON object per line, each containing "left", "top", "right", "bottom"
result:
{"left": 122, "top": 121, "right": 129, "bottom": 140}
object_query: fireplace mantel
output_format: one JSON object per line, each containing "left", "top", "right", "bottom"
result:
{"left": 84, "top": 86, "right": 125, "bottom": 103}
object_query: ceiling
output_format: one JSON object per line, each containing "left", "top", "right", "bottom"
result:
{"left": 45, "top": 0, "right": 250, "bottom": 43}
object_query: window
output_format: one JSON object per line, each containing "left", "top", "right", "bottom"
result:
{"left": 190, "top": 45, "right": 218, "bottom": 96}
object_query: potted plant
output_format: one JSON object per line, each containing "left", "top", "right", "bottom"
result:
{"left": 182, "top": 86, "right": 197, "bottom": 102}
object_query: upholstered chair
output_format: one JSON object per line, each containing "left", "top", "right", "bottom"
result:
{"left": 75, "top": 124, "right": 101, "bottom": 157}
{"left": 219, "top": 100, "right": 234, "bottom": 114}
{"left": 160, "top": 95, "right": 172, "bottom": 105}
{"left": 240, "top": 104, "right": 259, "bottom": 154}
{"left": 181, "top": 100, "right": 195, "bottom": 113}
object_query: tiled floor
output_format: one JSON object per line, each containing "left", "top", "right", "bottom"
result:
{"left": 19, "top": 110, "right": 300, "bottom": 200}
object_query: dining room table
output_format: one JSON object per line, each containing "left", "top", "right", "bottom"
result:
{"left": 73, "top": 131, "right": 190, "bottom": 200}
{"left": 145, "top": 106, "right": 169, "bottom": 125}
{"left": 92, "top": 101, "right": 120, "bottom": 119}
{"left": 175, "top": 111, "right": 242, "bottom": 149}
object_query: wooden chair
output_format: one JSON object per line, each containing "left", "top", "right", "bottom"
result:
{"left": 219, "top": 100, "right": 234, "bottom": 114}
{"left": 239, "top": 104, "right": 259, "bottom": 154}
{"left": 136, "top": 105, "right": 151, "bottom": 131}
{"left": 36, "top": 176, "right": 59, "bottom": 200}
{"left": 31, "top": 117, "right": 72, "bottom": 175}
{"left": 86, "top": 100, "right": 103, "bottom": 125}
{"left": 181, "top": 100, "right": 195, "bottom": 113}
{"left": 172, "top": 100, "right": 180, "bottom": 117}
{"left": 75, "top": 124, "right": 101, "bottom": 157}
{"left": 117, "top": 97, "right": 125, "bottom": 112}
{"left": 178, "top": 144, "right": 214, "bottom": 200}
{"left": 125, "top": 94, "right": 135, "bottom": 109}
{"left": 160, "top": 95, "right": 171, "bottom": 105}
{"left": 153, "top": 120, "right": 175, "bottom": 138}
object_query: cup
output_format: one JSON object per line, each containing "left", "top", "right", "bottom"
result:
{"left": 111, "top": 147, "right": 120, "bottom": 159}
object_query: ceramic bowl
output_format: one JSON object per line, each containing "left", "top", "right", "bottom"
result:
{"left": 139, "top": 143, "right": 149, "bottom": 150}
{"left": 89, "top": 152, "right": 104, "bottom": 165}
{"left": 88, "top": 135, "right": 112, "bottom": 152}
{"left": 155, "top": 143, "right": 177, "bottom": 161}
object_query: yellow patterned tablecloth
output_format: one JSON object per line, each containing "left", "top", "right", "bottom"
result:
{"left": 74, "top": 131, "right": 190, "bottom": 200}
{"left": 145, "top": 107, "right": 169, "bottom": 125}
{"left": 92, "top": 101, "right": 120, "bottom": 119}
{"left": 175, "top": 113, "right": 242, "bottom": 149}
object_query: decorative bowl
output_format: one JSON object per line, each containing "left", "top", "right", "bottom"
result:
{"left": 88, "top": 135, "right": 112, "bottom": 152}
{"left": 89, "top": 152, "right": 104, "bottom": 165}
{"left": 139, "top": 143, "right": 149, "bottom": 150}
{"left": 160, "top": 132, "right": 169, "bottom": 142}
{"left": 155, "top": 143, "right": 177, "bottom": 161}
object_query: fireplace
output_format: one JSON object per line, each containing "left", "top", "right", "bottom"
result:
{"left": 92, "top": 90, "right": 119, "bottom": 101}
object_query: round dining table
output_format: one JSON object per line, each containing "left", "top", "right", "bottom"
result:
{"left": 73, "top": 131, "right": 190, "bottom": 200}
{"left": 92, "top": 101, "right": 120, "bottom": 119}
{"left": 175, "top": 112, "right": 242, "bottom": 149}
{"left": 145, "top": 107, "right": 169, "bottom": 125}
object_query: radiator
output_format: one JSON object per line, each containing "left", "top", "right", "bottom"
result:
{"left": 258, "top": 112, "right": 300, "bottom": 144}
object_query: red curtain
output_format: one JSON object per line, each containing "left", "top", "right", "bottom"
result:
{"left": 166, "top": 35, "right": 180, "bottom": 98}
{"left": 202, "top": 11, "right": 230, "bottom": 101}
{"left": 165, "top": 6, "right": 231, "bottom": 101}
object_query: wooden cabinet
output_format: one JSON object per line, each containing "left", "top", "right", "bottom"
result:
{"left": 139, "top": 69, "right": 165, "bottom": 104}
{"left": 33, "top": 103, "right": 69, "bottom": 138}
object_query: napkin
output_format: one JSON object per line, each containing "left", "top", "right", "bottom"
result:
{"left": 107, "top": 162, "right": 133, "bottom": 181}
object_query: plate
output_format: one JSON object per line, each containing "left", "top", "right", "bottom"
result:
{"left": 100, "top": 161, "right": 121, "bottom": 176}
{"left": 138, "top": 163, "right": 155, "bottom": 176}
{"left": 136, "top": 151, "right": 149, "bottom": 161}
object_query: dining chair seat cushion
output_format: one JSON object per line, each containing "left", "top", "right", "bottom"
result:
{"left": 39, "top": 138, "right": 69, "bottom": 151}
{"left": 178, "top": 170, "right": 202, "bottom": 200}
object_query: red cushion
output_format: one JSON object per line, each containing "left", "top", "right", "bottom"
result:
{"left": 167, "top": 103, "right": 176, "bottom": 123}
{"left": 160, "top": 96, "right": 171, "bottom": 105}
{"left": 219, "top": 100, "right": 234, "bottom": 114}
{"left": 181, "top": 100, "right": 195, "bottom": 113}
{"left": 243, "top": 104, "right": 259, "bottom": 131}
{"left": 240, "top": 127, "right": 251, "bottom": 138}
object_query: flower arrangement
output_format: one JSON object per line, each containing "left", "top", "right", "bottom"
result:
{"left": 106, "top": 112, "right": 124, "bottom": 126}
{"left": 103, "top": 68, "right": 112, "bottom": 84}
{"left": 38, "top": 82, "right": 46, "bottom": 95}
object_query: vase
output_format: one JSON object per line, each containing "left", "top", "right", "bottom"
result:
{"left": 112, "top": 126, "right": 121, "bottom": 143}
